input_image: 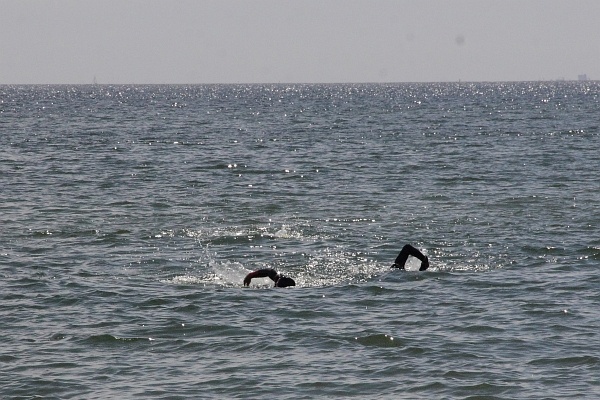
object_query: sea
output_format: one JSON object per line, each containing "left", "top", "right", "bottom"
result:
{"left": 1, "top": 82, "right": 599, "bottom": 399}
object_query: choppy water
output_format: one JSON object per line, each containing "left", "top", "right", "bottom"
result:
{"left": 1, "top": 82, "right": 599, "bottom": 399}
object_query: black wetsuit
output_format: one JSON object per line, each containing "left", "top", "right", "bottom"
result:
{"left": 392, "top": 244, "right": 429, "bottom": 271}
{"left": 243, "top": 268, "right": 296, "bottom": 287}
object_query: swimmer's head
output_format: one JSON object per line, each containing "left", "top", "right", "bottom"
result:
{"left": 275, "top": 276, "right": 296, "bottom": 288}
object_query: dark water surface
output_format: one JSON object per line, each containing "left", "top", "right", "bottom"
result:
{"left": 1, "top": 82, "right": 599, "bottom": 398}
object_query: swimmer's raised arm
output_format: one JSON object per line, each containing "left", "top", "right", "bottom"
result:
{"left": 243, "top": 268, "right": 295, "bottom": 287}
{"left": 243, "top": 268, "right": 279, "bottom": 286}
{"left": 392, "top": 244, "right": 429, "bottom": 271}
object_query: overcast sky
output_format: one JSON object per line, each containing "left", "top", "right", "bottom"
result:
{"left": 1, "top": 0, "right": 599, "bottom": 84}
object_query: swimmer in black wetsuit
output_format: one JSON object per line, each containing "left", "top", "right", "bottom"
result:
{"left": 391, "top": 244, "right": 430, "bottom": 271}
{"left": 243, "top": 268, "right": 296, "bottom": 288}
{"left": 243, "top": 244, "right": 429, "bottom": 287}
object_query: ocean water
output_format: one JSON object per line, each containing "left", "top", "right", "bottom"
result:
{"left": 1, "top": 82, "right": 599, "bottom": 399}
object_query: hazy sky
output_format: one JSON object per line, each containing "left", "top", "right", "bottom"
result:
{"left": 1, "top": 0, "right": 599, "bottom": 84}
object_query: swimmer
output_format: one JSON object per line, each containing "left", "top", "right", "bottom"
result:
{"left": 243, "top": 244, "right": 429, "bottom": 287}
{"left": 243, "top": 268, "right": 296, "bottom": 288}
{"left": 391, "top": 244, "right": 429, "bottom": 271}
